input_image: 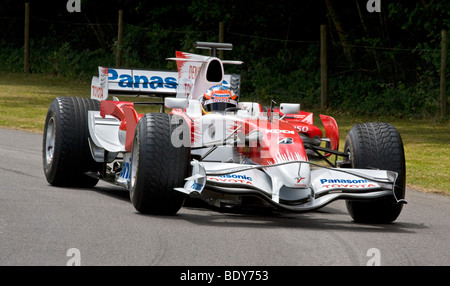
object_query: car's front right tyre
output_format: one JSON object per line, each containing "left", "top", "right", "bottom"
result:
{"left": 43, "top": 97, "right": 102, "bottom": 187}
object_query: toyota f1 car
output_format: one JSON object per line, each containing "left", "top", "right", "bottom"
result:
{"left": 43, "top": 42, "right": 407, "bottom": 223}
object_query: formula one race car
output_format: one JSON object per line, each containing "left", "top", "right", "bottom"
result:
{"left": 43, "top": 42, "right": 407, "bottom": 223}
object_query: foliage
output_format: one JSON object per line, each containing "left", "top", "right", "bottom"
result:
{"left": 0, "top": 0, "right": 448, "bottom": 118}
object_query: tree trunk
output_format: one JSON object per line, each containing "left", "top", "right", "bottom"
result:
{"left": 325, "top": 0, "right": 353, "bottom": 63}
{"left": 355, "top": 0, "right": 381, "bottom": 73}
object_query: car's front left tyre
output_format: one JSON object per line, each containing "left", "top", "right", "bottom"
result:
{"left": 129, "top": 113, "right": 190, "bottom": 215}
{"left": 344, "top": 122, "right": 406, "bottom": 223}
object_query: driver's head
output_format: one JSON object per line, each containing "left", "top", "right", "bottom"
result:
{"left": 202, "top": 85, "right": 237, "bottom": 112}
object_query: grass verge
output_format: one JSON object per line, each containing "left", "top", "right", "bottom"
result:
{"left": 1, "top": 71, "right": 449, "bottom": 195}
{"left": 329, "top": 114, "right": 450, "bottom": 195}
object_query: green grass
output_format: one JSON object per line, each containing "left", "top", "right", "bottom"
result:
{"left": 313, "top": 112, "right": 450, "bottom": 195}
{"left": 0, "top": 71, "right": 161, "bottom": 132}
{"left": 0, "top": 71, "right": 90, "bottom": 132}
{"left": 1, "top": 71, "right": 449, "bottom": 195}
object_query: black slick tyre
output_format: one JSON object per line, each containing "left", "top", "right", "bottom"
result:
{"left": 43, "top": 97, "right": 102, "bottom": 187}
{"left": 130, "top": 113, "right": 190, "bottom": 215}
{"left": 344, "top": 122, "right": 406, "bottom": 223}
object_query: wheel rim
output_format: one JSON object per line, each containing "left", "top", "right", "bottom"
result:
{"left": 45, "top": 117, "right": 56, "bottom": 166}
{"left": 130, "top": 136, "right": 139, "bottom": 190}
{"left": 346, "top": 148, "right": 353, "bottom": 167}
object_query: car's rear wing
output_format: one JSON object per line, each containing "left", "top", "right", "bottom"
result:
{"left": 91, "top": 66, "right": 239, "bottom": 101}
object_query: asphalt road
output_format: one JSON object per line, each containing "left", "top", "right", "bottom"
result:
{"left": 0, "top": 128, "right": 449, "bottom": 266}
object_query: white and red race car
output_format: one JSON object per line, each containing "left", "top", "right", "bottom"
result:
{"left": 43, "top": 42, "right": 407, "bottom": 223}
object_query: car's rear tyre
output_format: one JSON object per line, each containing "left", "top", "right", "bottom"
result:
{"left": 130, "top": 113, "right": 190, "bottom": 215}
{"left": 344, "top": 122, "right": 406, "bottom": 223}
{"left": 43, "top": 97, "right": 102, "bottom": 187}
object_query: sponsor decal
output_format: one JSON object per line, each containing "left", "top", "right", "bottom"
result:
{"left": 320, "top": 179, "right": 368, "bottom": 184}
{"left": 108, "top": 68, "right": 177, "bottom": 89}
{"left": 322, "top": 183, "right": 377, "bottom": 189}
{"left": 279, "top": 137, "right": 293, "bottom": 144}
{"left": 190, "top": 182, "right": 204, "bottom": 191}
{"left": 208, "top": 174, "right": 253, "bottom": 185}
{"left": 119, "top": 160, "right": 131, "bottom": 180}
{"left": 91, "top": 85, "right": 103, "bottom": 99}
{"left": 219, "top": 174, "right": 252, "bottom": 181}
{"left": 266, "top": 129, "right": 295, "bottom": 134}
{"left": 106, "top": 68, "right": 231, "bottom": 91}
{"left": 188, "top": 65, "right": 200, "bottom": 80}
{"left": 204, "top": 99, "right": 237, "bottom": 104}
{"left": 295, "top": 126, "right": 309, "bottom": 133}
{"left": 320, "top": 178, "right": 377, "bottom": 189}
{"left": 294, "top": 176, "right": 308, "bottom": 188}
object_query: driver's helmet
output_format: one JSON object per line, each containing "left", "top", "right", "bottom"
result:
{"left": 202, "top": 85, "right": 237, "bottom": 112}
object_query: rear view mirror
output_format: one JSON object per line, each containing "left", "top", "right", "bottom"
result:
{"left": 280, "top": 103, "right": 300, "bottom": 115}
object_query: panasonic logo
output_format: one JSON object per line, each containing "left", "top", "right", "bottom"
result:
{"left": 219, "top": 174, "right": 253, "bottom": 181}
{"left": 108, "top": 68, "right": 177, "bottom": 89}
{"left": 320, "top": 179, "right": 369, "bottom": 184}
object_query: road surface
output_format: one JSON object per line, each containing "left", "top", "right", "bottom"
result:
{"left": 0, "top": 128, "right": 449, "bottom": 266}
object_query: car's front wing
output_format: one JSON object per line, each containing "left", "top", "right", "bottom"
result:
{"left": 175, "top": 160, "right": 407, "bottom": 213}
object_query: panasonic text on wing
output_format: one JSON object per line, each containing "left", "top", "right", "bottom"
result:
{"left": 320, "top": 179, "right": 369, "bottom": 184}
{"left": 219, "top": 174, "right": 253, "bottom": 181}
